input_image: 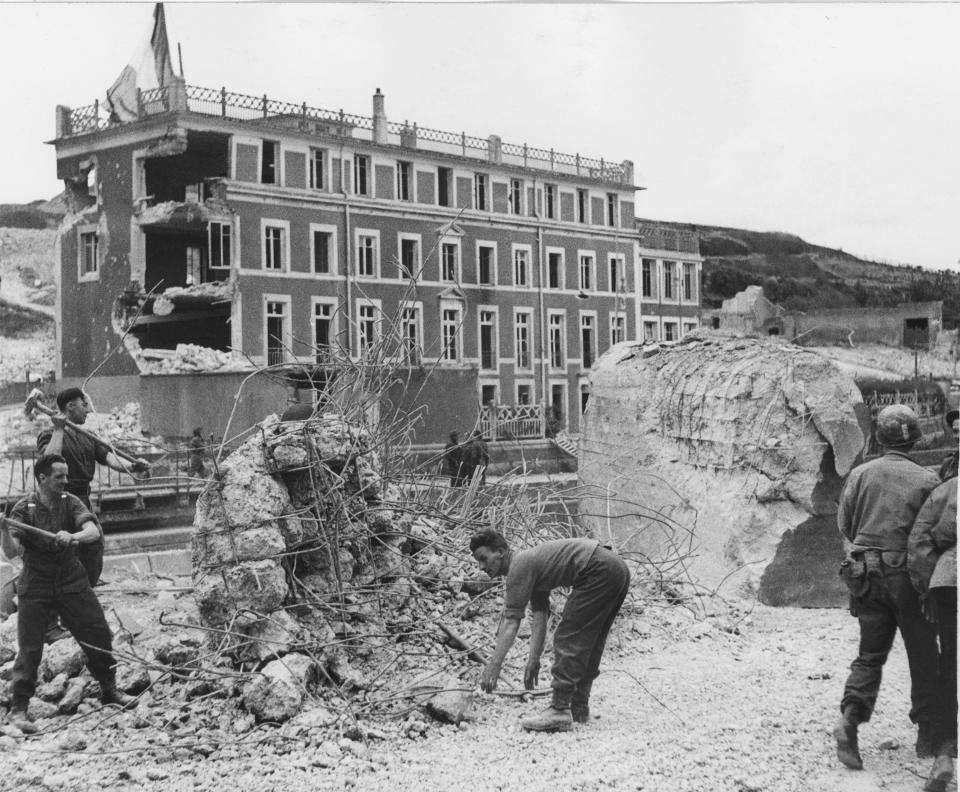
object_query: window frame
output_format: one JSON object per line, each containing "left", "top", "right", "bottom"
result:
{"left": 514, "top": 309, "right": 533, "bottom": 372}
{"left": 579, "top": 310, "right": 598, "bottom": 370}
{"left": 354, "top": 228, "right": 380, "bottom": 279}
{"left": 474, "top": 173, "right": 488, "bottom": 211}
{"left": 608, "top": 253, "right": 626, "bottom": 293}
{"left": 208, "top": 221, "right": 232, "bottom": 272}
{"left": 663, "top": 261, "right": 676, "bottom": 300}
{"left": 641, "top": 258, "right": 655, "bottom": 299}
{"left": 643, "top": 321, "right": 658, "bottom": 342}
{"left": 478, "top": 305, "right": 499, "bottom": 372}
{"left": 77, "top": 225, "right": 100, "bottom": 282}
{"left": 440, "top": 299, "right": 464, "bottom": 363}
{"left": 440, "top": 238, "right": 461, "bottom": 283}
{"left": 512, "top": 243, "right": 532, "bottom": 288}
{"left": 397, "top": 232, "right": 422, "bottom": 280}
{"left": 261, "top": 218, "right": 290, "bottom": 272}
{"left": 311, "top": 296, "right": 340, "bottom": 361}
{"left": 545, "top": 247, "right": 565, "bottom": 291}
{"left": 578, "top": 250, "right": 596, "bottom": 292}
{"left": 263, "top": 294, "right": 292, "bottom": 365}
{"left": 609, "top": 312, "right": 626, "bottom": 346}
{"left": 682, "top": 262, "right": 696, "bottom": 302}
{"left": 400, "top": 302, "right": 424, "bottom": 363}
{"left": 309, "top": 147, "right": 327, "bottom": 190}
{"left": 548, "top": 309, "right": 567, "bottom": 371}
{"left": 606, "top": 193, "right": 618, "bottom": 227}
{"left": 353, "top": 153, "right": 371, "bottom": 197}
{"left": 509, "top": 178, "right": 524, "bottom": 215}
{"left": 576, "top": 188, "right": 588, "bottom": 223}
{"left": 355, "top": 297, "right": 383, "bottom": 358}
{"left": 397, "top": 160, "right": 413, "bottom": 202}
{"left": 476, "top": 241, "right": 498, "bottom": 286}
{"left": 545, "top": 184, "right": 557, "bottom": 220}
{"left": 309, "top": 223, "right": 338, "bottom": 277}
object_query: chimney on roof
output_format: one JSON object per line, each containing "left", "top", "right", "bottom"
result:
{"left": 372, "top": 88, "right": 387, "bottom": 145}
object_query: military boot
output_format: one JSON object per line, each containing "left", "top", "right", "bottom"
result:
{"left": 100, "top": 685, "right": 136, "bottom": 708}
{"left": 7, "top": 708, "right": 38, "bottom": 734}
{"left": 834, "top": 704, "right": 863, "bottom": 770}
{"left": 924, "top": 755, "right": 954, "bottom": 792}
{"left": 571, "top": 679, "right": 593, "bottom": 724}
{"left": 521, "top": 689, "right": 573, "bottom": 733}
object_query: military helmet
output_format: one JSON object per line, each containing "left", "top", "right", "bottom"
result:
{"left": 875, "top": 404, "right": 922, "bottom": 448}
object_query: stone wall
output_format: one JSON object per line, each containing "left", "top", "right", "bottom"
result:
{"left": 578, "top": 332, "right": 867, "bottom": 605}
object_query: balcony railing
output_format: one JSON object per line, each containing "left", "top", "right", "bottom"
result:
{"left": 479, "top": 403, "right": 545, "bottom": 440}
{"left": 62, "top": 83, "right": 632, "bottom": 185}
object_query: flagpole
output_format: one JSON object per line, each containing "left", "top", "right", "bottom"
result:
{"left": 178, "top": 42, "right": 185, "bottom": 78}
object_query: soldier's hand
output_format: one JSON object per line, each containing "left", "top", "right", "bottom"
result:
{"left": 921, "top": 595, "right": 939, "bottom": 625}
{"left": 54, "top": 530, "right": 75, "bottom": 547}
{"left": 133, "top": 458, "right": 150, "bottom": 473}
{"left": 523, "top": 658, "right": 540, "bottom": 690}
{"left": 51, "top": 415, "right": 67, "bottom": 430}
{"left": 480, "top": 660, "right": 501, "bottom": 693}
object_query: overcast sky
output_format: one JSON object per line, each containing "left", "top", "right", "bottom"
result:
{"left": 1, "top": 3, "right": 957, "bottom": 270}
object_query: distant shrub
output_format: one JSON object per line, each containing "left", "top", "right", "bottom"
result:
{"left": 0, "top": 209, "right": 48, "bottom": 229}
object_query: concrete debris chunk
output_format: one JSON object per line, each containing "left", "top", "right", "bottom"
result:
{"left": 580, "top": 333, "right": 866, "bottom": 606}
{"left": 242, "top": 653, "right": 317, "bottom": 723}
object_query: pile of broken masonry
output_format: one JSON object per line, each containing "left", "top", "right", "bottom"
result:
{"left": 1, "top": 410, "right": 630, "bottom": 747}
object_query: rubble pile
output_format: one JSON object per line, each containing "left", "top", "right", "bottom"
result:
{"left": 579, "top": 332, "right": 867, "bottom": 606}
{"left": 134, "top": 342, "right": 253, "bottom": 375}
{"left": 189, "top": 412, "right": 499, "bottom": 723}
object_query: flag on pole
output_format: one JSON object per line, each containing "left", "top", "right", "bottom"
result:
{"left": 105, "top": 3, "right": 176, "bottom": 122}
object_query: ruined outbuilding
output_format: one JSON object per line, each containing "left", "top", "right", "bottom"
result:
{"left": 579, "top": 332, "right": 869, "bottom": 606}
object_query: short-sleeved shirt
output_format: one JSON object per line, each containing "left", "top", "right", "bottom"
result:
{"left": 502, "top": 538, "right": 600, "bottom": 619}
{"left": 10, "top": 492, "right": 96, "bottom": 569}
{"left": 37, "top": 427, "right": 110, "bottom": 496}
{"left": 838, "top": 451, "right": 940, "bottom": 552}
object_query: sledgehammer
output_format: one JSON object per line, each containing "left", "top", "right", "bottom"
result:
{"left": 23, "top": 388, "right": 148, "bottom": 472}
{"left": 0, "top": 514, "right": 67, "bottom": 544}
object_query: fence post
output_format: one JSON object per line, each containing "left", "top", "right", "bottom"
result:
{"left": 93, "top": 99, "right": 99, "bottom": 128}
{"left": 523, "top": 143, "right": 528, "bottom": 168}
{"left": 137, "top": 88, "right": 143, "bottom": 119}
{"left": 575, "top": 153, "right": 580, "bottom": 176}
{"left": 461, "top": 131, "right": 466, "bottom": 157}
{"left": 550, "top": 148, "right": 555, "bottom": 171}
{"left": 220, "top": 87, "right": 227, "bottom": 117}
{"left": 262, "top": 94, "right": 268, "bottom": 119}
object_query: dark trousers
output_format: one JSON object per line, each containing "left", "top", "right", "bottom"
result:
{"left": 841, "top": 570, "right": 939, "bottom": 724}
{"left": 70, "top": 489, "right": 103, "bottom": 587}
{"left": 551, "top": 547, "right": 631, "bottom": 699}
{"left": 12, "top": 561, "right": 116, "bottom": 709}
{"left": 932, "top": 588, "right": 957, "bottom": 755}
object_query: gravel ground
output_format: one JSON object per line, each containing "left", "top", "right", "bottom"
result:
{"left": 1, "top": 577, "right": 953, "bottom": 792}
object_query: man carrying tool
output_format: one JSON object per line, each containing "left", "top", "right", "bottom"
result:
{"left": 470, "top": 529, "right": 630, "bottom": 732}
{"left": 1, "top": 454, "right": 135, "bottom": 734}
{"left": 35, "top": 387, "right": 149, "bottom": 586}
{"left": 834, "top": 404, "right": 941, "bottom": 770}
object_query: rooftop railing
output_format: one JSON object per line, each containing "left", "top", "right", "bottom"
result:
{"left": 61, "top": 82, "right": 632, "bottom": 185}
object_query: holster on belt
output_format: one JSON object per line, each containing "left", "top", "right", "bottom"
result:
{"left": 839, "top": 557, "right": 869, "bottom": 598}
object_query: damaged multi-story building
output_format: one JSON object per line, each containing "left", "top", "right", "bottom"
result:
{"left": 50, "top": 77, "right": 702, "bottom": 443}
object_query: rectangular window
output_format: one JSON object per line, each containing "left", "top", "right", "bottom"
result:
{"left": 80, "top": 231, "right": 98, "bottom": 277}
{"left": 354, "top": 154, "right": 370, "bottom": 196}
{"left": 509, "top": 178, "right": 523, "bottom": 215}
{"left": 313, "top": 231, "right": 331, "bottom": 274}
{"left": 314, "top": 302, "right": 333, "bottom": 361}
{"left": 663, "top": 262, "right": 675, "bottom": 300}
{"left": 683, "top": 263, "right": 696, "bottom": 301}
{"left": 438, "top": 167, "right": 452, "bottom": 207}
{"left": 664, "top": 322, "right": 678, "bottom": 342}
{"left": 514, "top": 248, "right": 529, "bottom": 287}
{"left": 683, "top": 321, "right": 698, "bottom": 336}
{"left": 547, "top": 251, "right": 563, "bottom": 290}
{"left": 401, "top": 306, "right": 421, "bottom": 362}
{"left": 549, "top": 313, "right": 565, "bottom": 369}
{"left": 400, "top": 237, "right": 419, "bottom": 279}
{"left": 515, "top": 311, "right": 532, "bottom": 370}
{"left": 581, "top": 314, "right": 596, "bottom": 369}
{"left": 642, "top": 259, "right": 654, "bottom": 298}
{"left": 264, "top": 224, "right": 285, "bottom": 271}
{"left": 265, "top": 300, "right": 287, "bottom": 365}
{"left": 545, "top": 184, "right": 557, "bottom": 220}
{"left": 606, "top": 193, "right": 618, "bottom": 227}
{"left": 516, "top": 382, "right": 532, "bottom": 405}
{"left": 579, "top": 253, "right": 595, "bottom": 292}
{"left": 261, "top": 141, "right": 278, "bottom": 184}
{"left": 643, "top": 321, "right": 658, "bottom": 341}
{"left": 397, "top": 161, "right": 412, "bottom": 201}
{"left": 441, "top": 242, "right": 458, "bottom": 282}
{"left": 478, "top": 244, "right": 495, "bottom": 285}
{"left": 609, "top": 255, "right": 624, "bottom": 293}
{"left": 610, "top": 314, "right": 626, "bottom": 346}
{"left": 474, "top": 173, "right": 488, "bottom": 211}
{"left": 358, "top": 303, "right": 378, "bottom": 355}
{"left": 209, "top": 222, "right": 231, "bottom": 270}
{"left": 309, "top": 148, "right": 325, "bottom": 190}
{"left": 577, "top": 189, "right": 588, "bottom": 223}
{"left": 357, "top": 234, "right": 377, "bottom": 277}
{"left": 480, "top": 310, "right": 497, "bottom": 370}
{"left": 441, "top": 307, "right": 462, "bottom": 362}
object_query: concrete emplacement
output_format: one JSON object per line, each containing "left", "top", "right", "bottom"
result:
{"left": 578, "top": 332, "right": 869, "bottom": 606}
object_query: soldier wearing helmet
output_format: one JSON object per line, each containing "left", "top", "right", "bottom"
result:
{"left": 833, "top": 404, "right": 941, "bottom": 771}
